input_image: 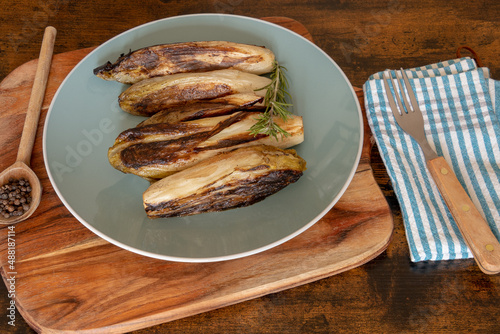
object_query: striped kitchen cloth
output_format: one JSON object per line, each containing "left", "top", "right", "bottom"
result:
{"left": 363, "top": 57, "right": 500, "bottom": 262}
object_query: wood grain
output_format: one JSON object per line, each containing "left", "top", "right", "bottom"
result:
{"left": 1, "top": 2, "right": 500, "bottom": 334}
{"left": 0, "top": 18, "right": 392, "bottom": 333}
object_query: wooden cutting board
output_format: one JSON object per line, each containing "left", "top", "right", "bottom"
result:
{"left": 0, "top": 17, "right": 393, "bottom": 333}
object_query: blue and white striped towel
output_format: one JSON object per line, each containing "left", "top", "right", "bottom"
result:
{"left": 363, "top": 57, "right": 500, "bottom": 262}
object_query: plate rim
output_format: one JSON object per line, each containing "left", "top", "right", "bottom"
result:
{"left": 42, "top": 13, "right": 364, "bottom": 263}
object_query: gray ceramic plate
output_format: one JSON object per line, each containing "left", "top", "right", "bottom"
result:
{"left": 43, "top": 14, "right": 362, "bottom": 262}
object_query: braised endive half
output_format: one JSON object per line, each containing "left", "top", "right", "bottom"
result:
{"left": 118, "top": 69, "right": 271, "bottom": 116}
{"left": 108, "top": 111, "right": 304, "bottom": 180}
{"left": 143, "top": 145, "right": 306, "bottom": 218}
{"left": 93, "top": 41, "right": 275, "bottom": 84}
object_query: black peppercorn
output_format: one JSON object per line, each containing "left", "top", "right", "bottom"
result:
{"left": 0, "top": 178, "right": 32, "bottom": 218}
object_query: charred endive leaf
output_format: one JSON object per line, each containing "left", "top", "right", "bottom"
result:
{"left": 137, "top": 93, "right": 265, "bottom": 127}
{"left": 143, "top": 145, "right": 306, "bottom": 218}
{"left": 118, "top": 69, "right": 271, "bottom": 116}
{"left": 93, "top": 41, "right": 275, "bottom": 84}
{"left": 108, "top": 112, "right": 304, "bottom": 180}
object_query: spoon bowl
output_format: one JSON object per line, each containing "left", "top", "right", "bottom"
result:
{"left": 0, "top": 161, "right": 42, "bottom": 224}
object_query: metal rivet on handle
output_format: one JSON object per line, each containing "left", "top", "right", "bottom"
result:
{"left": 462, "top": 205, "right": 470, "bottom": 212}
{"left": 485, "top": 244, "right": 494, "bottom": 252}
{"left": 440, "top": 168, "right": 448, "bottom": 175}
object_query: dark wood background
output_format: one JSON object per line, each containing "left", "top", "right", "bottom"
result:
{"left": 1, "top": 0, "right": 499, "bottom": 333}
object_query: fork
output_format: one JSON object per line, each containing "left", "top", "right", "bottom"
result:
{"left": 383, "top": 69, "right": 500, "bottom": 275}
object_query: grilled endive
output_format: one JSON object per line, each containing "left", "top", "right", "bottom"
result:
{"left": 93, "top": 41, "right": 275, "bottom": 84}
{"left": 108, "top": 111, "right": 304, "bottom": 180}
{"left": 137, "top": 93, "right": 264, "bottom": 126}
{"left": 118, "top": 69, "right": 271, "bottom": 116}
{"left": 143, "top": 145, "right": 306, "bottom": 218}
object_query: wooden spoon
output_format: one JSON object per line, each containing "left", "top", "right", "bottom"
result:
{"left": 0, "top": 26, "right": 57, "bottom": 225}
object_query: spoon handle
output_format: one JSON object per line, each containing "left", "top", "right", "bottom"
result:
{"left": 17, "top": 26, "right": 57, "bottom": 166}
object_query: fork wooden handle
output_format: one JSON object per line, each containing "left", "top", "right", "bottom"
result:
{"left": 428, "top": 156, "right": 500, "bottom": 275}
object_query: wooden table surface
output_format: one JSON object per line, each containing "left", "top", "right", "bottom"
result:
{"left": 1, "top": 0, "right": 498, "bottom": 333}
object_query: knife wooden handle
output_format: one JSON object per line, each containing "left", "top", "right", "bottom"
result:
{"left": 428, "top": 156, "right": 500, "bottom": 275}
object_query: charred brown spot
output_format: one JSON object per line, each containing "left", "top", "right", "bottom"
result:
{"left": 93, "top": 61, "right": 114, "bottom": 75}
{"left": 120, "top": 138, "right": 202, "bottom": 169}
{"left": 178, "top": 105, "right": 238, "bottom": 122}
{"left": 126, "top": 49, "right": 160, "bottom": 71}
{"left": 93, "top": 49, "right": 133, "bottom": 75}
{"left": 201, "top": 134, "right": 266, "bottom": 151}
{"left": 116, "top": 123, "right": 195, "bottom": 142}
{"left": 170, "top": 83, "right": 233, "bottom": 101}
{"left": 245, "top": 164, "right": 269, "bottom": 172}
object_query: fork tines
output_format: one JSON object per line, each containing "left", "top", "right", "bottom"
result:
{"left": 383, "top": 68, "right": 437, "bottom": 160}
{"left": 383, "top": 69, "right": 421, "bottom": 116}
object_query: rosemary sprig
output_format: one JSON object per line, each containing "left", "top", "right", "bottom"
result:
{"left": 249, "top": 61, "right": 293, "bottom": 140}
